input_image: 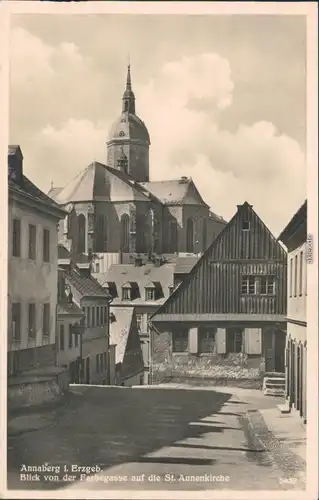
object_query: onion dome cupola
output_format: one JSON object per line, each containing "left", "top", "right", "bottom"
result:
{"left": 107, "top": 64, "right": 150, "bottom": 182}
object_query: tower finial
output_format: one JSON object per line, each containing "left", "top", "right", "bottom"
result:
{"left": 122, "top": 58, "right": 135, "bottom": 114}
{"left": 126, "top": 60, "right": 132, "bottom": 90}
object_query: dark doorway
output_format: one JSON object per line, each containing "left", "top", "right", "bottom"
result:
{"left": 264, "top": 328, "right": 286, "bottom": 373}
{"left": 274, "top": 330, "right": 286, "bottom": 372}
{"left": 85, "top": 357, "right": 90, "bottom": 384}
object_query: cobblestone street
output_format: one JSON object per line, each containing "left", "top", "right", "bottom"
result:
{"left": 7, "top": 385, "right": 306, "bottom": 493}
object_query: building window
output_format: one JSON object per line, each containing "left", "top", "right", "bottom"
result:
{"left": 96, "top": 354, "right": 100, "bottom": 373}
{"left": 91, "top": 306, "right": 96, "bottom": 326}
{"left": 226, "top": 329, "right": 243, "bottom": 353}
{"left": 28, "top": 303, "right": 36, "bottom": 339}
{"left": 299, "top": 251, "right": 303, "bottom": 296}
{"left": 28, "top": 224, "right": 36, "bottom": 260}
{"left": 68, "top": 325, "right": 73, "bottom": 348}
{"left": 12, "top": 218, "right": 21, "bottom": 257}
{"left": 168, "top": 285, "right": 174, "bottom": 296}
{"left": 289, "top": 258, "right": 293, "bottom": 297}
{"left": 59, "top": 324, "right": 65, "bottom": 350}
{"left": 172, "top": 328, "right": 188, "bottom": 353}
{"left": 43, "top": 229, "right": 50, "bottom": 262}
{"left": 96, "top": 306, "right": 100, "bottom": 326}
{"left": 120, "top": 214, "right": 130, "bottom": 253}
{"left": 186, "top": 218, "right": 194, "bottom": 253}
{"left": 74, "top": 329, "right": 79, "bottom": 347}
{"left": 87, "top": 307, "right": 91, "bottom": 327}
{"left": 96, "top": 215, "right": 108, "bottom": 252}
{"left": 168, "top": 220, "right": 178, "bottom": 253}
{"left": 78, "top": 214, "right": 86, "bottom": 254}
{"left": 202, "top": 218, "right": 207, "bottom": 251}
{"left": 103, "top": 306, "right": 107, "bottom": 325}
{"left": 260, "top": 276, "right": 275, "bottom": 295}
{"left": 122, "top": 287, "right": 131, "bottom": 301}
{"left": 103, "top": 352, "right": 107, "bottom": 370}
{"left": 294, "top": 254, "right": 298, "bottom": 297}
{"left": 198, "top": 328, "right": 216, "bottom": 353}
{"left": 42, "top": 303, "right": 50, "bottom": 337}
{"left": 242, "top": 220, "right": 250, "bottom": 231}
{"left": 145, "top": 287, "right": 156, "bottom": 301}
{"left": 11, "top": 303, "right": 21, "bottom": 341}
{"left": 241, "top": 276, "right": 256, "bottom": 295}
{"left": 136, "top": 314, "right": 142, "bottom": 332}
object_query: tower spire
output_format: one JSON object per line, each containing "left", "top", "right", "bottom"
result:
{"left": 122, "top": 61, "right": 135, "bottom": 114}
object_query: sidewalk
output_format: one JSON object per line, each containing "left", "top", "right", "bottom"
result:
{"left": 259, "top": 407, "right": 306, "bottom": 462}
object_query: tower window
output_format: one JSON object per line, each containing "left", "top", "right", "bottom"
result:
{"left": 186, "top": 218, "right": 195, "bottom": 253}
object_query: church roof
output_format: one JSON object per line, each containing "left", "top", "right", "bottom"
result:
{"left": 51, "top": 161, "right": 150, "bottom": 205}
{"left": 108, "top": 112, "right": 150, "bottom": 144}
{"left": 139, "top": 178, "right": 209, "bottom": 207}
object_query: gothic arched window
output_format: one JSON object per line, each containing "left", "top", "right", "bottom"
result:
{"left": 186, "top": 218, "right": 194, "bottom": 253}
{"left": 78, "top": 214, "right": 86, "bottom": 254}
{"left": 202, "top": 218, "right": 207, "bottom": 252}
{"left": 168, "top": 220, "right": 178, "bottom": 253}
{"left": 96, "top": 215, "right": 107, "bottom": 252}
{"left": 120, "top": 214, "right": 130, "bottom": 253}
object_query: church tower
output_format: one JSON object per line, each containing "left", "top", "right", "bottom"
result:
{"left": 107, "top": 65, "right": 150, "bottom": 182}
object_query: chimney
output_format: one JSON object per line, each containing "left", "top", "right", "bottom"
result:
{"left": 134, "top": 255, "right": 143, "bottom": 267}
{"left": 8, "top": 145, "right": 23, "bottom": 185}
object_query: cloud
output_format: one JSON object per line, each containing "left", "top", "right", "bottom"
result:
{"left": 137, "top": 53, "right": 305, "bottom": 234}
{"left": 9, "top": 28, "right": 306, "bottom": 236}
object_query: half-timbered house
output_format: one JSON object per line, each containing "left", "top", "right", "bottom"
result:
{"left": 150, "top": 202, "right": 287, "bottom": 384}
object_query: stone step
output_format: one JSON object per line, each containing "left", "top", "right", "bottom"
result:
{"left": 263, "top": 388, "right": 285, "bottom": 396}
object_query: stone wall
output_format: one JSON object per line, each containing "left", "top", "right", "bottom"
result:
{"left": 7, "top": 368, "right": 69, "bottom": 411}
{"left": 151, "top": 330, "right": 265, "bottom": 386}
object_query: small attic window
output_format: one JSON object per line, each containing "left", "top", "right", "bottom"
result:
{"left": 119, "top": 131, "right": 125, "bottom": 137}
{"left": 242, "top": 220, "right": 250, "bottom": 231}
{"left": 122, "top": 282, "right": 132, "bottom": 301}
{"left": 145, "top": 282, "right": 156, "bottom": 301}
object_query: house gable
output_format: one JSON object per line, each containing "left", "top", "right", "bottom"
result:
{"left": 151, "top": 202, "right": 287, "bottom": 319}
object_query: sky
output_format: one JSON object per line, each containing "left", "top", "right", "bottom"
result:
{"left": 9, "top": 14, "right": 307, "bottom": 236}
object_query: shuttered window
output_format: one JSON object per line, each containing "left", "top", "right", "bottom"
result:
{"left": 172, "top": 328, "right": 188, "bottom": 353}
{"left": 198, "top": 328, "right": 216, "bottom": 353}
{"left": 226, "top": 329, "right": 243, "bottom": 353}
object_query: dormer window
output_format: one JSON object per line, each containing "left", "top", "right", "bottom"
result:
{"left": 122, "top": 282, "right": 132, "bottom": 301}
{"left": 145, "top": 282, "right": 156, "bottom": 301}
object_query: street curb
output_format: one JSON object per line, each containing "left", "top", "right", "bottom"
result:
{"left": 246, "top": 408, "right": 306, "bottom": 488}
